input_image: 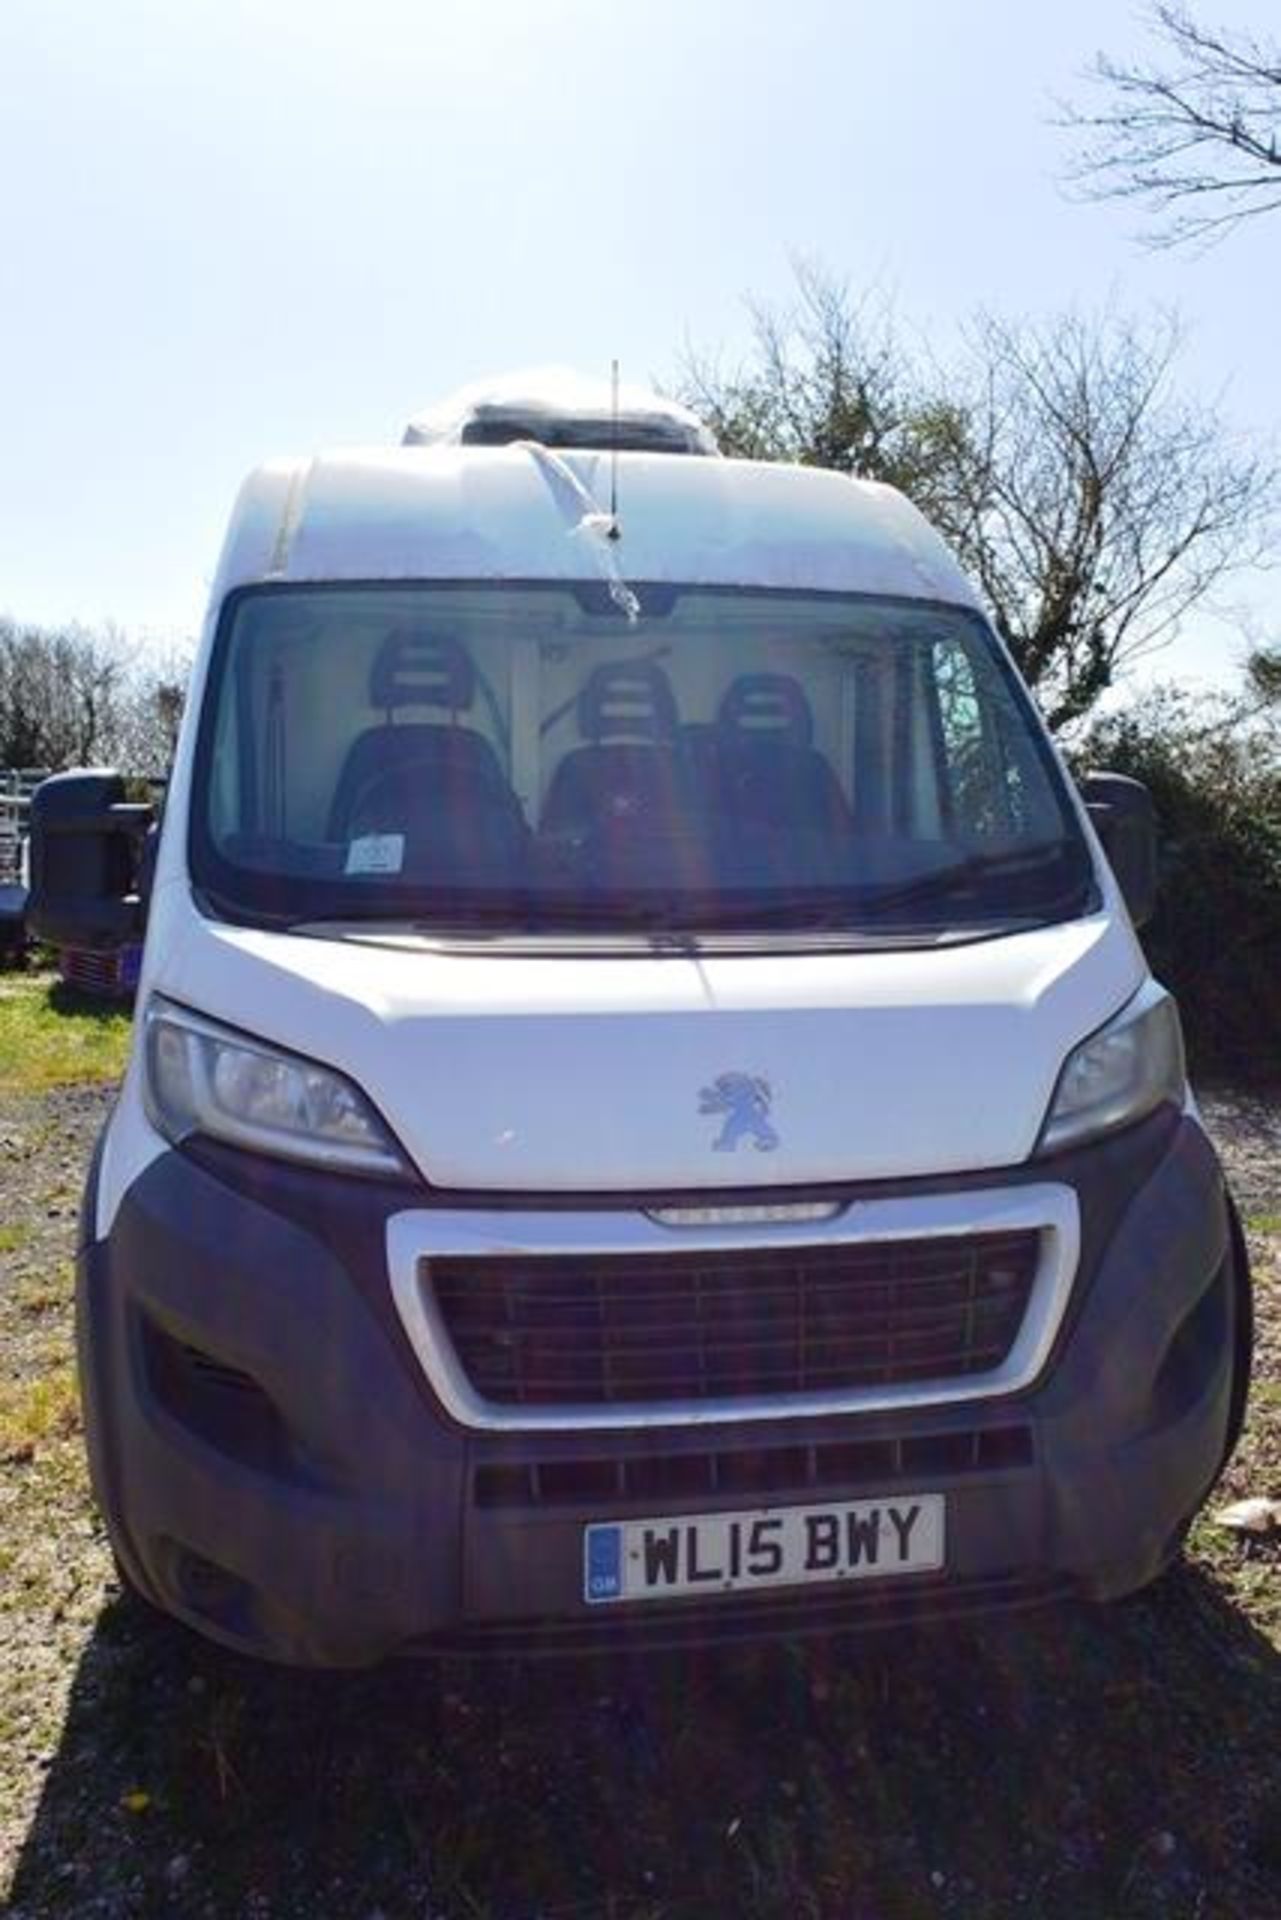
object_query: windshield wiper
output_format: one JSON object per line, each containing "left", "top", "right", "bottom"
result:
{"left": 513, "top": 897, "right": 711, "bottom": 935}
{"left": 292, "top": 894, "right": 704, "bottom": 936}
{"left": 862, "top": 841, "right": 1087, "bottom": 913}
{"left": 282, "top": 846, "right": 1090, "bottom": 941}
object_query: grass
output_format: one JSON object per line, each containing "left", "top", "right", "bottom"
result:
{"left": 0, "top": 1222, "right": 31, "bottom": 1254}
{"left": 0, "top": 1364, "right": 80, "bottom": 1464}
{"left": 0, "top": 974, "right": 132, "bottom": 1094}
{"left": 13, "top": 1262, "right": 74, "bottom": 1317}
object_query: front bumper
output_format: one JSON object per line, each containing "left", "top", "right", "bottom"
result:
{"left": 78, "top": 1109, "right": 1238, "bottom": 1665}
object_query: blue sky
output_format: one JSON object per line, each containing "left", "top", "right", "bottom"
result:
{"left": 1, "top": 0, "right": 1276, "bottom": 695}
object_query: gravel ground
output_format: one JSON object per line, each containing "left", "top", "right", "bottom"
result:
{"left": 0, "top": 1084, "right": 107, "bottom": 1404}
{"left": 0, "top": 1079, "right": 1277, "bottom": 1920}
{"left": 1198, "top": 1089, "right": 1281, "bottom": 1217}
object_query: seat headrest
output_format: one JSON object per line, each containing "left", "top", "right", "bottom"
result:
{"left": 370, "top": 629, "right": 476, "bottom": 713}
{"left": 719, "top": 673, "right": 814, "bottom": 749}
{"left": 578, "top": 662, "right": 678, "bottom": 743}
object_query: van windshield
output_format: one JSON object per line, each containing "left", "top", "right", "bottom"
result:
{"left": 190, "top": 582, "right": 1095, "bottom": 940}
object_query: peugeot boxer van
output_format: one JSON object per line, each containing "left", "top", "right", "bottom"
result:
{"left": 29, "top": 379, "right": 1252, "bottom": 1665}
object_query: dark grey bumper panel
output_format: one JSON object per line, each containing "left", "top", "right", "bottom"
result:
{"left": 79, "top": 1153, "right": 466, "bottom": 1665}
{"left": 78, "top": 1110, "right": 1238, "bottom": 1664}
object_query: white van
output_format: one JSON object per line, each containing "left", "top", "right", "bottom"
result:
{"left": 30, "top": 379, "right": 1251, "bottom": 1664}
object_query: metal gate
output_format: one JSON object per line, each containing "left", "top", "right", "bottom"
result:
{"left": 0, "top": 768, "right": 49, "bottom": 885}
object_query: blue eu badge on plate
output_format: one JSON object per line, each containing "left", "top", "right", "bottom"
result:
{"left": 584, "top": 1524, "right": 623, "bottom": 1603}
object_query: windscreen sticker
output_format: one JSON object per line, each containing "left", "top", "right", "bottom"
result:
{"left": 344, "top": 833, "right": 405, "bottom": 876}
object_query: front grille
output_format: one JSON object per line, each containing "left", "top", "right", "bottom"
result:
{"left": 474, "top": 1424, "right": 1034, "bottom": 1509}
{"left": 430, "top": 1230, "right": 1040, "bottom": 1409}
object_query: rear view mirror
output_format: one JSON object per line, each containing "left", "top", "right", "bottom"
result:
{"left": 27, "top": 770, "right": 156, "bottom": 950}
{"left": 1080, "top": 771, "right": 1158, "bottom": 929}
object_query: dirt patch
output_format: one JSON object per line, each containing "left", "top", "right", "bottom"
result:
{"left": 0, "top": 1081, "right": 1277, "bottom": 1920}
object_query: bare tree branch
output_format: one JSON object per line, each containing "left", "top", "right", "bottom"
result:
{"left": 681, "top": 269, "right": 1277, "bottom": 730}
{"left": 0, "top": 622, "right": 192, "bottom": 773}
{"left": 1061, "top": 4, "right": 1281, "bottom": 248}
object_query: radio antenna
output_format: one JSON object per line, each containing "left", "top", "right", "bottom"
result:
{"left": 608, "top": 357, "right": 621, "bottom": 541}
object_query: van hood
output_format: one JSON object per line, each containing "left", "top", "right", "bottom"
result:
{"left": 153, "top": 900, "right": 1145, "bottom": 1192}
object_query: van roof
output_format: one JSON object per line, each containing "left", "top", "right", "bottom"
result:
{"left": 211, "top": 446, "right": 982, "bottom": 612}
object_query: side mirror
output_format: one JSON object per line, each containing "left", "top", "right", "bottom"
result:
{"left": 1080, "top": 771, "right": 1158, "bottom": 930}
{"left": 27, "top": 770, "right": 156, "bottom": 950}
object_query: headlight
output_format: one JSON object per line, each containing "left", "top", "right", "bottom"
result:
{"left": 1037, "top": 983, "right": 1185, "bottom": 1156}
{"left": 143, "top": 996, "right": 410, "bottom": 1178}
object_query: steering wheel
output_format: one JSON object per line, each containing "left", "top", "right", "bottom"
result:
{"left": 344, "top": 761, "right": 529, "bottom": 880}
{"left": 344, "top": 762, "right": 437, "bottom": 841}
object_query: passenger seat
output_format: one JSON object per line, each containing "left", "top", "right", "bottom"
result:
{"left": 716, "top": 673, "right": 852, "bottom": 837}
{"left": 541, "top": 661, "right": 687, "bottom": 838}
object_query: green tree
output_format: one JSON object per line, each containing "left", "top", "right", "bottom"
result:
{"left": 1078, "top": 683, "right": 1281, "bottom": 1071}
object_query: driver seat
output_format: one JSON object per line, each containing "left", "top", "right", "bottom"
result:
{"left": 328, "top": 630, "right": 527, "bottom": 873}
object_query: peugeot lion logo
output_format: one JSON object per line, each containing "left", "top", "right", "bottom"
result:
{"left": 699, "top": 1073, "right": 779, "bottom": 1153}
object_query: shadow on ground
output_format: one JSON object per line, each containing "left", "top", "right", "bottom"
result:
{"left": 7, "top": 1566, "right": 1281, "bottom": 1920}
{"left": 44, "top": 981, "right": 131, "bottom": 1024}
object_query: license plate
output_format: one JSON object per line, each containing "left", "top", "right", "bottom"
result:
{"left": 584, "top": 1494, "right": 945, "bottom": 1605}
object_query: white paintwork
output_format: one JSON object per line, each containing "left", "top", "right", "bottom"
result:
{"left": 385, "top": 1183, "right": 1079, "bottom": 1431}
{"left": 95, "top": 1047, "right": 167, "bottom": 1242}
{"left": 204, "top": 445, "right": 984, "bottom": 612}
{"left": 134, "top": 889, "right": 1139, "bottom": 1195}
{"left": 95, "top": 429, "right": 1151, "bottom": 1266}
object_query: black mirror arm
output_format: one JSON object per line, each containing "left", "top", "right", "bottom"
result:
{"left": 39, "top": 801, "right": 154, "bottom": 842}
{"left": 1080, "top": 771, "right": 1159, "bottom": 930}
